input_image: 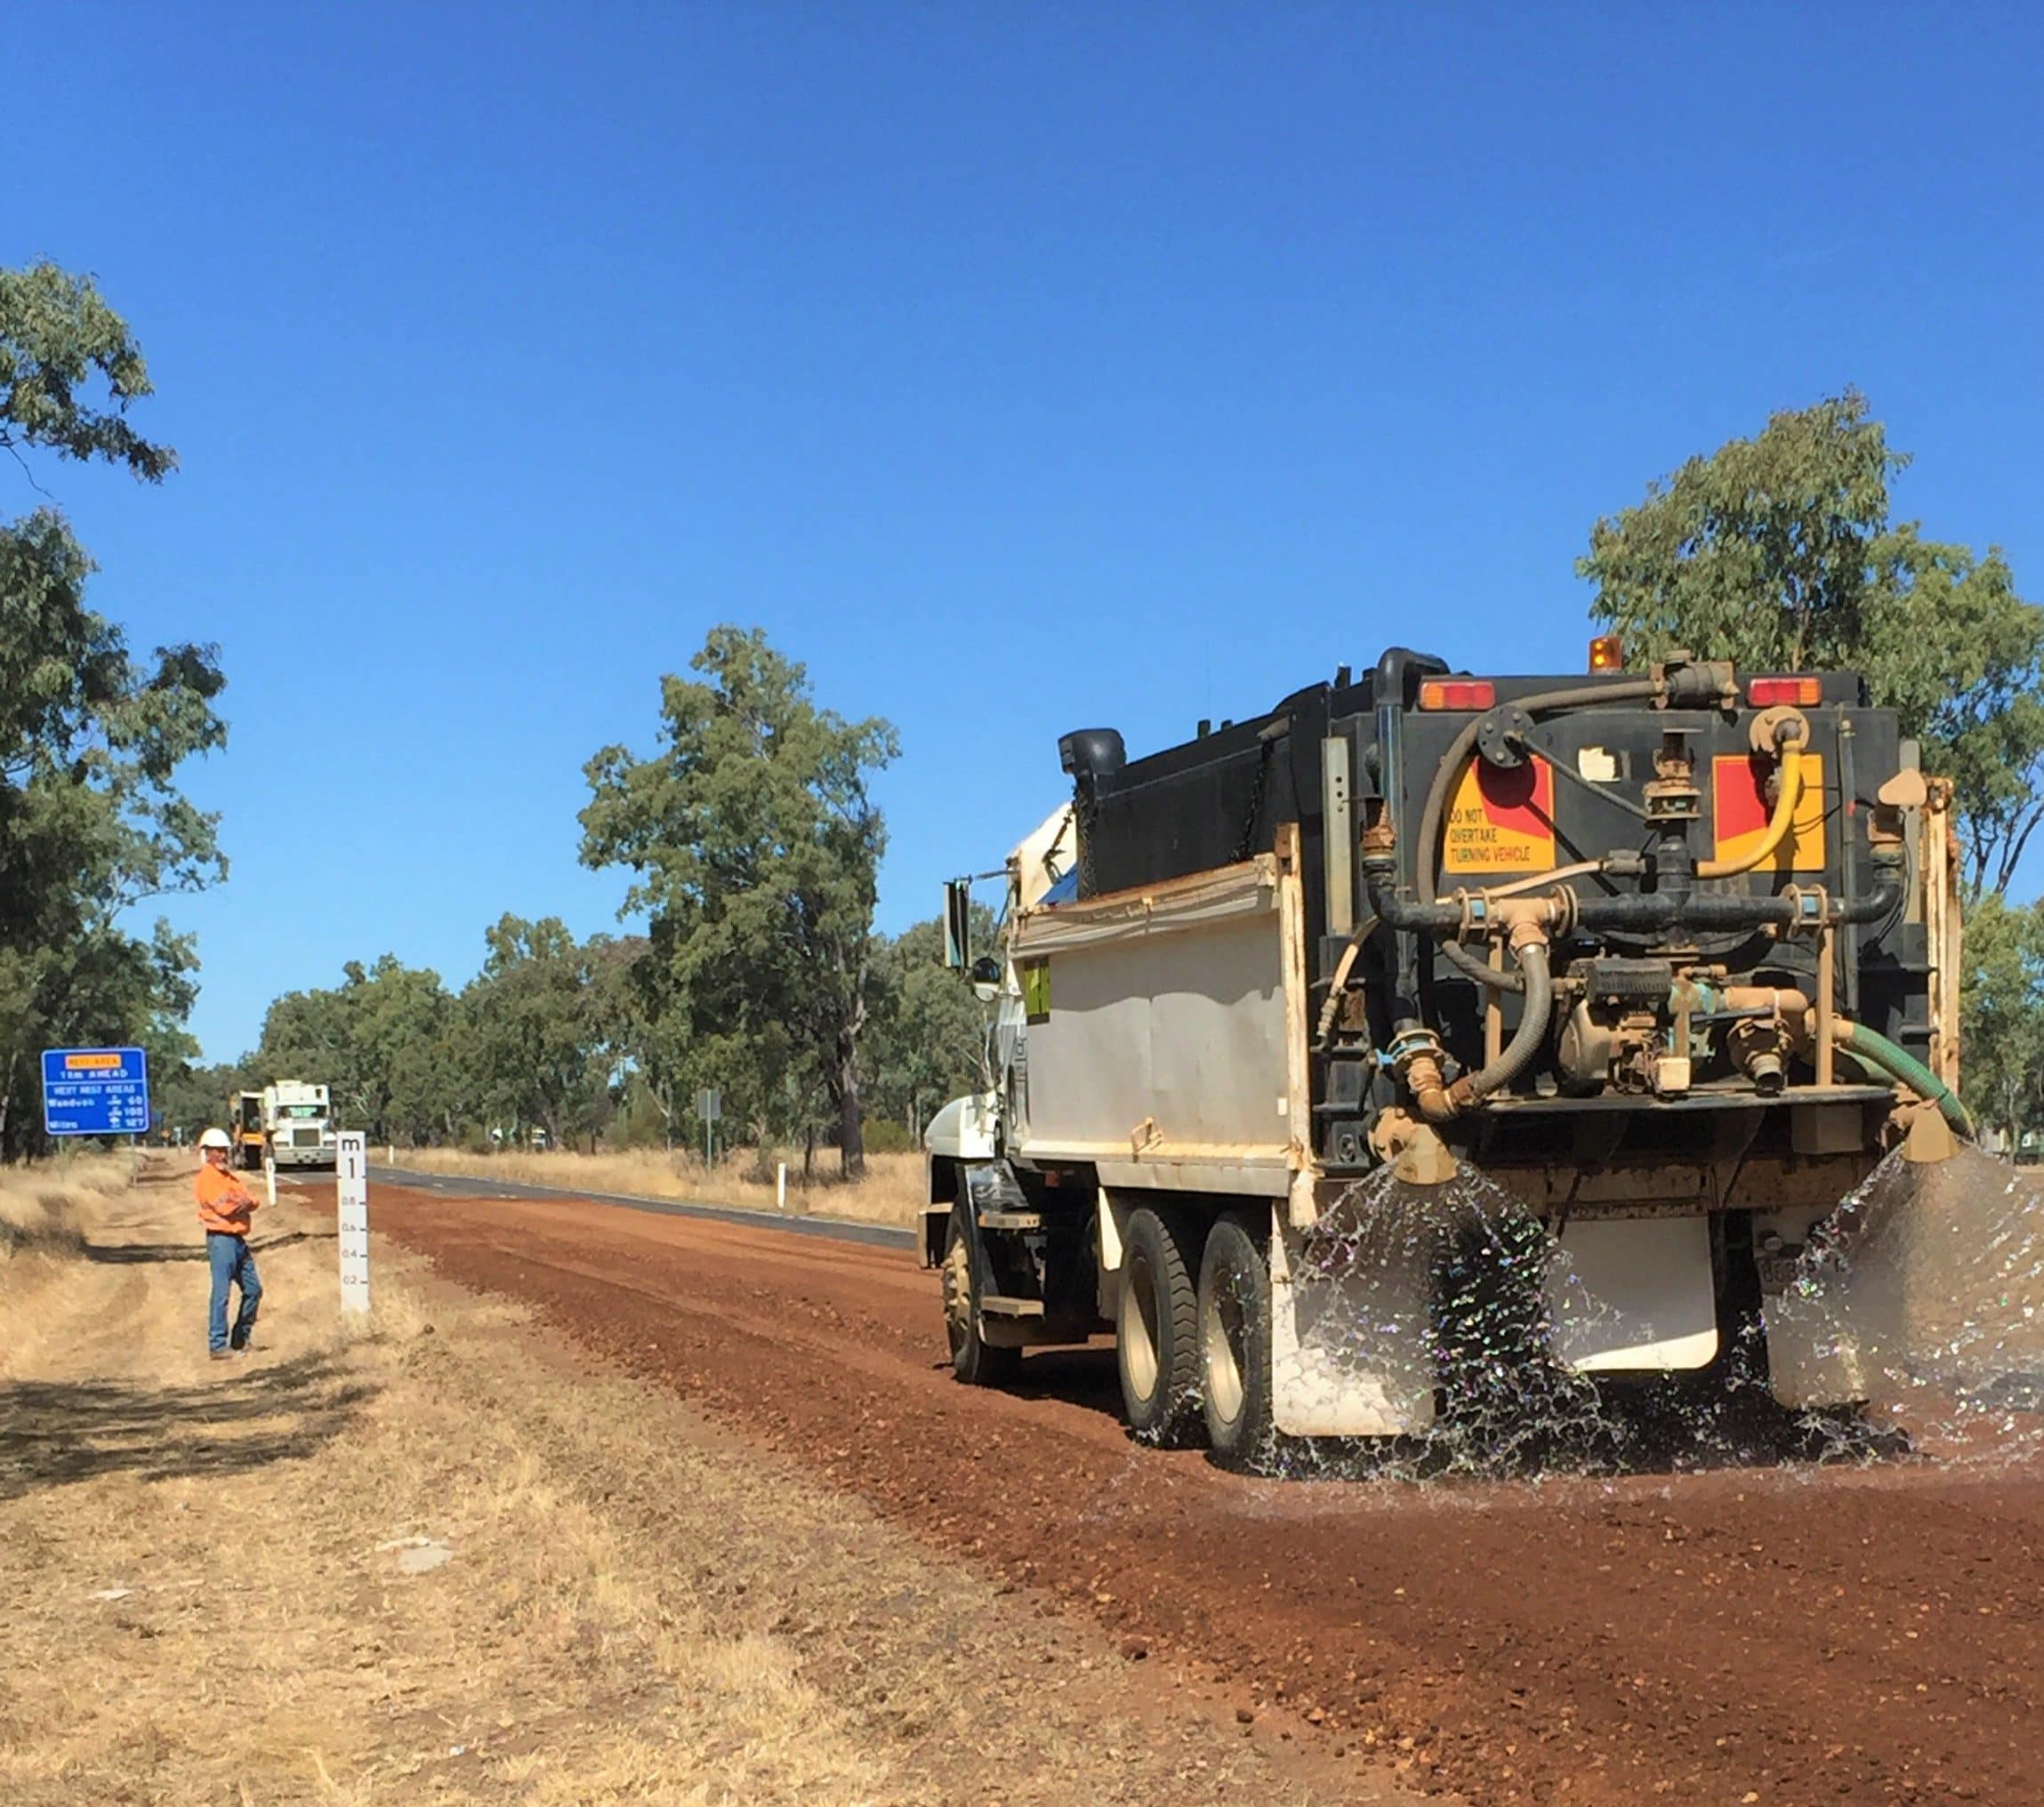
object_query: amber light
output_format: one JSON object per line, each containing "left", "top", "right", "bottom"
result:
{"left": 1588, "top": 634, "right": 1624, "bottom": 671}
{"left": 1749, "top": 676, "right": 1821, "bottom": 707}
{"left": 1418, "top": 679, "right": 1497, "bottom": 711}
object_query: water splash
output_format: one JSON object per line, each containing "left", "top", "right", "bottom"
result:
{"left": 1768, "top": 1144, "right": 2044, "bottom": 1466}
{"left": 1253, "top": 1146, "right": 2044, "bottom": 1482}
{"left": 1270, "top": 1165, "right": 1619, "bottom": 1482}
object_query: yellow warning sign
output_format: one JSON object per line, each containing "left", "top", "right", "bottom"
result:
{"left": 1443, "top": 758, "right": 1557, "bottom": 873}
{"left": 1711, "top": 752, "right": 1826, "bottom": 873}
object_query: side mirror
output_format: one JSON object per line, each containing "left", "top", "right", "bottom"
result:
{"left": 970, "top": 953, "right": 1002, "bottom": 1005}
{"left": 942, "top": 878, "right": 972, "bottom": 969}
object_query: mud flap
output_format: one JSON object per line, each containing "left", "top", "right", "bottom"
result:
{"left": 1548, "top": 1217, "right": 1719, "bottom": 1373}
{"left": 1758, "top": 1206, "right": 1905, "bottom": 1409}
{"left": 1269, "top": 1219, "right": 1437, "bottom": 1437}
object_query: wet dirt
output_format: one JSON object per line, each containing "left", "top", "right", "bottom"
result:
{"left": 378, "top": 1183, "right": 2044, "bottom": 1806}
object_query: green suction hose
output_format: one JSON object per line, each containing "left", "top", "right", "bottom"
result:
{"left": 1834, "top": 1020, "right": 1975, "bottom": 1139}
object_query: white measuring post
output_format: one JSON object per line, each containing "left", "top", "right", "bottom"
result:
{"left": 336, "top": 1130, "right": 371, "bottom": 1315}
{"left": 777, "top": 1160, "right": 787, "bottom": 1213}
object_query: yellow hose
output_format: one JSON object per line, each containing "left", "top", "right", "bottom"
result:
{"left": 1698, "top": 747, "right": 1805, "bottom": 879}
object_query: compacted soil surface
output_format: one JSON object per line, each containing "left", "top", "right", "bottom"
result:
{"left": 5, "top": 1163, "right": 1417, "bottom": 1807}
{"left": 379, "top": 1176, "right": 2044, "bottom": 1807}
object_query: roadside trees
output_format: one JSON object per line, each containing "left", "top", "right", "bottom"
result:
{"left": 0, "top": 263, "right": 224, "bottom": 1152}
{"left": 1581, "top": 394, "right": 2044, "bottom": 1117}
{"left": 461, "top": 915, "right": 624, "bottom": 1152}
{"left": 581, "top": 627, "right": 898, "bottom": 1178}
{"left": 1957, "top": 894, "right": 2044, "bottom": 1143}
{"left": 1580, "top": 392, "right": 2044, "bottom": 900}
{"left": 861, "top": 912, "right": 997, "bottom": 1144}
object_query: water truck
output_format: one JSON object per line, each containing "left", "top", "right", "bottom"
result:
{"left": 922, "top": 645, "right": 1968, "bottom": 1466}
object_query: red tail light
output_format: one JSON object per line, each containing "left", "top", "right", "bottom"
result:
{"left": 1418, "top": 679, "right": 1497, "bottom": 711}
{"left": 1748, "top": 677, "right": 1821, "bottom": 707}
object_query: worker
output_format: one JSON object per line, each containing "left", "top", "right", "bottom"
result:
{"left": 195, "top": 1127, "right": 263, "bottom": 1359}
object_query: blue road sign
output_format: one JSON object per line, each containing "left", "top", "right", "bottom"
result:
{"left": 41, "top": 1047, "right": 151, "bottom": 1137}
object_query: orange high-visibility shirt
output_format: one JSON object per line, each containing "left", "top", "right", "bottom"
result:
{"left": 196, "top": 1162, "right": 257, "bottom": 1237}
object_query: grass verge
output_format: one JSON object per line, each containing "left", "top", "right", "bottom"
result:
{"left": 0, "top": 1158, "right": 1372, "bottom": 1806}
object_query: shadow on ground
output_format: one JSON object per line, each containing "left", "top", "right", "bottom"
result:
{"left": 81, "top": 1228, "right": 335, "bottom": 1266}
{"left": 0, "top": 1350, "right": 375, "bottom": 1500}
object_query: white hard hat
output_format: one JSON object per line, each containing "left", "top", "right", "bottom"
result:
{"left": 198, "top": 1128, "right": 233, "bottom": 1151}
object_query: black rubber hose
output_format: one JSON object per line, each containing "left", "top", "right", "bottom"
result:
{"left": 1462, "top": 942, "right": 1553, "bottom": 1104}
{"left": 1414, "top": 679, "right": 1665, "bottom": 992}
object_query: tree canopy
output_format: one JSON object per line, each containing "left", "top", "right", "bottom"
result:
{"left": 1581, "top": 391, "right": 2044, "bottom": 896}
{"left": 0, "top": 263, "right": 224, "bottom": 1152}
{"left": 581, "top": 626, "right": 898, "bottom": 1176}
{"left": 1956, "top": 893, "right": 2044, "bottom": 1144}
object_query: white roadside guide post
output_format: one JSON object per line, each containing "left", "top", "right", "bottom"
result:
{"left": 777, "top": 1161, "right": 787, "bottom": 1213}
{"left": 337, "top": 1130, "right": 371, "bottom": 1315}
{"left": 263, "top": 1151, "right": 278, "bottom": 1208}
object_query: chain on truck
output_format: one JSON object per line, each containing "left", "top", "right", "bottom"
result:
{"left": 921, "top": 641, "right": 1969, "bottom": 1467}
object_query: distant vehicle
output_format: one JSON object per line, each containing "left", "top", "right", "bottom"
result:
{"left": 264, "top": 1080, "right": 338, "bottom": 1171}
{"left": 230, "top": 1089, "right": 268, "bottom": 1171}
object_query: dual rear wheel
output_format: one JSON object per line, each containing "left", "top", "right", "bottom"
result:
{"left": 1115, "top": 1206, "right": 1274, "bottom": 1467}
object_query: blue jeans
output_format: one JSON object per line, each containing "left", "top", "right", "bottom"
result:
{"left": 207, "top": 1233, "right": 262, "bottom": 1352}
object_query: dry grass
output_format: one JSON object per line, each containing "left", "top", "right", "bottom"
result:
{"left": 0, "top": 1161, "right": 901, "bottom": 1805}
{"left": 393, "top": 1144, "right": 929, "bottom": 1227}
{"left": 0, "top": 1158, "right": 1357, "bottom": 1807}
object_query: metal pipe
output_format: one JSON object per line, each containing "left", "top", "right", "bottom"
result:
{"left": 1683, "top": 983, "right": 1974, "bottom": 1138}
{"left": 1373, "top": 872, "right": 1903, "bottom": 936}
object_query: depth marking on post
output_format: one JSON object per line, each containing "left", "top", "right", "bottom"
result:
{"left": 337, "top": 1130, "right": 371, "bottom": 1315}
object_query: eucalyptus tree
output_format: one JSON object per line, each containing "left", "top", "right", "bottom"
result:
{"left": 1581, "top": 391, "right": 2044, "bottom": 898}
{"left": 582, "top": 627, "right": 897, "bottom": 1176}
{"left": 0, "top": 263, "right": 224, "bottom": 1150}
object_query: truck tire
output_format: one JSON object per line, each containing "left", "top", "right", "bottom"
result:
{"left": 1198, "top": 1210, "right": 1274, "bottom": 1468}
{"left": 1117, "top": 1207, "right": 1203, "bottom": 1446}
{"left": 941, "top": 1198, "right": 1021, "bottom": 1386}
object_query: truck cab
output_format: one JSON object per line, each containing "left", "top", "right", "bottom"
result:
{"left": 263, "top": 1080, "right": 337, "bottom": 1171}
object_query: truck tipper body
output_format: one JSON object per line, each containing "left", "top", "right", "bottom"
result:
{"left": 923, "top": 647, "right": 1967, "bottom": 1465}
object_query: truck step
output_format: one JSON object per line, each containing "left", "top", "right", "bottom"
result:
{"left": 977, "top": 1209, "right": 1043, "bottom": 1233}
{"left": 978, "top": 1294, "right": 1047, "bottom": 1318}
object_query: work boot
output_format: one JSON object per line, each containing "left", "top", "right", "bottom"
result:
{"left": 209, "top": 1349, "right": 230, "bottom": 1361}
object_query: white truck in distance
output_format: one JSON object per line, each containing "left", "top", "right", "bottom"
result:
{"left": 264, "top": 1080, "right": 338, "bottom": 1171}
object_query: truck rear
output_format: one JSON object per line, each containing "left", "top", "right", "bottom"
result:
{"left": 925, "top": 646, "right": 1967, "bottom": 1466}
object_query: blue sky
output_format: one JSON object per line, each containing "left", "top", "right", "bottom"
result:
{"left": 11, "top": 4, "right": 2042, "bottom": 1061}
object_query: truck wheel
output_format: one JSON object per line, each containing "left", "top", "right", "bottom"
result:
{"left": 941, "top": 1199, "right": 1021, "bottom": 1386}
{"left": 1198, "top": 1211, "right": 1274, "bottom": 1468}
{"left": 1117, "top": 1207, "right": 1203, "bottom": 1446}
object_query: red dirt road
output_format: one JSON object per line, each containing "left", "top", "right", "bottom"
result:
{"left": 378, "top": 1183, "right": 2044, "bottom": 1806}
